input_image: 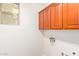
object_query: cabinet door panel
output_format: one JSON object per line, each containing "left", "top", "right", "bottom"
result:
{"left": 77, "top": 4, "right": 79, "bottom": 25}
{"left": 63, "top": 3, "right": 79, "bottom": 29}
{"left": 39, "top": 11, "right": 44, "bottom": 29}
{"left": 43, "top": 7, "right": 50, "bottom": 29}
{"left": 51, "top": 4, "right": 63, "bottom": 29}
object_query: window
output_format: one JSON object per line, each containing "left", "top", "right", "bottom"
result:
{"left": 0, "top": 3, "right": 19, "bottom": 25}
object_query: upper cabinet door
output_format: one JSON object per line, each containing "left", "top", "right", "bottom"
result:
{"left": 51, "top": 4, "right": 63, "bottom": 29}
{"left": 43, "top": 7, "right": 51, "bottom": 29}
{"left": 77, "top": 4, "right": 79, "bottom": 27}
{"left": 63, "top": 3, "right": 79, "bottom": 29}
{"left": 39, "top": 11, "right": 44, "bottom": 29}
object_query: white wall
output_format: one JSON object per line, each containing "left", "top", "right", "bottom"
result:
{"left": 0, "top": 3, "right": 48, "bottom": 56}
{"left": 43, "top": 30, "right": 79, "bottom": 44}
{"left": 43, "top": 30, "right": 79, "bottom": 56}
{"left": 43, "top": 38, "right": 79, "bottom": 56}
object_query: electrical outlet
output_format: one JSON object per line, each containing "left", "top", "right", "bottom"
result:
{"left": 49, "top": 37, "right": 55, "bottom": 43}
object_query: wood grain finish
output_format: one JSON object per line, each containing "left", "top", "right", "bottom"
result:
{"left": 43, "top": 7, "right": 51, "bottom": 30}
{"left": 39, "top": 3, "right": 79, "bottom": 30}
{"left": 51, "top": 4, "right": 63, "bottom": 29}
{"left": 39, "top": 11, "right": 44, "bottom": 29}
{"left": 63, "top": 3, "right": 79, "bottom": 29}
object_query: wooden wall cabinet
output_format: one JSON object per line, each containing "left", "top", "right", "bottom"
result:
{"left": 43, "top": 7, "right": 51, "bottom": 29}
{"left": 63, "top": 3, "right": 79, "bottom": 29}
{"left": 39, "top": 3, "right": 79, "bottom": 30}
{"left": 39, "top": 10, "right": 44, "bottom": 29}
{"left": 51, "top": 4, "right": 63, "bottom": 29}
